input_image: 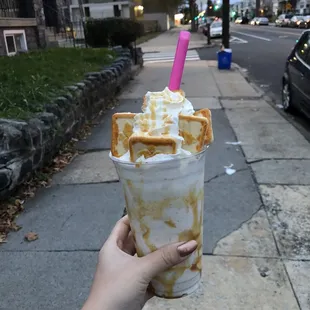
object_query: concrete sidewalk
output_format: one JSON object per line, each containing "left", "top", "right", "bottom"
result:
{"left": 1, "top": 58, "right": 310, "bottom": 309}
{"left": 139, "top": 27, "right": 207, "bottom": 53}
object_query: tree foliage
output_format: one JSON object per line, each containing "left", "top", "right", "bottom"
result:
{"left": 143, "top": 0, "right": 186, "bottom": 14}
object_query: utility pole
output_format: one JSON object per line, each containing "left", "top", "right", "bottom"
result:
{"left": 256, "top": 0, "right": 260, "bottom": 16}
{"left": 190, "top": 0, "right": 197, "bottom": 32}
{"left": 222, "top": 0, "right": 230, "bottom": 48}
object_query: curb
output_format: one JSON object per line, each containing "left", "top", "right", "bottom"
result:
{"left": 231, "top": 62, "right": 265, "bottom": 98}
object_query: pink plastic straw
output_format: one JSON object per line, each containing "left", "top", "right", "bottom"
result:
{"left": 168, "top": 31, "right": 191, "bottom": 91}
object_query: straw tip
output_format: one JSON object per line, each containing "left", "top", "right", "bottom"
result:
{"left": 180, "top": 31, "right": 191, "bottom": 41}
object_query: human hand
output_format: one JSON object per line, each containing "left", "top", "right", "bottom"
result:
{"left": 82, "top": 215, "right": 198, "bottom": 310}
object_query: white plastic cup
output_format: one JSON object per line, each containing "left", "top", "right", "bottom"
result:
{"left": 111, "top": 149, "right": 206, "bottom": 298}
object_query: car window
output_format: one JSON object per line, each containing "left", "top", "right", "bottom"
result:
{"left": 296, "top": 33, "right": 310, "bottom": 62}
{"left": 211, "top": 22, "right": 222, "bottom": 28}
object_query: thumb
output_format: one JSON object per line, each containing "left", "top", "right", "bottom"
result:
{"left": 140, "top": 240, "right": 198, "bottom": 281}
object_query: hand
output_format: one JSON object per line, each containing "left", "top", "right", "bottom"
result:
{"left": 82, "top": 215, "right": 198, "bottom": 310}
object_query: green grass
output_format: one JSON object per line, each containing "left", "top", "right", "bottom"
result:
{"left": 0, "top": 48, "right": 115, "bottom": 119}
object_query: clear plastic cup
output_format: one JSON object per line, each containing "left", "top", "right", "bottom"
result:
{"left": 111, "top": 148, "right": 206, "bottom": 298}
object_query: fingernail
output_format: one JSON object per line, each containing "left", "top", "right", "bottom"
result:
{"left": 177, "top": 240, "right": 198, "bottom": 257}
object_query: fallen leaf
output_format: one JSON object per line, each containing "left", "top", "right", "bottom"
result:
{"left": 0, "top": 234, "right": 7, "bottom": 243}
{"left": 24, "top": 232, "right": 39, "bottom": 242}
{"left": 15, "top": 199, "right": 24, "bottom": 207}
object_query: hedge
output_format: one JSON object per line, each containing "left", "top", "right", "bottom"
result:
{"left": 85, "top": 17, "right": 144, "bottom": 48}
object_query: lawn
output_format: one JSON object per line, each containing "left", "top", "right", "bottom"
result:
{"left": 0, "top": 48, "right": 115, "bottom": 119}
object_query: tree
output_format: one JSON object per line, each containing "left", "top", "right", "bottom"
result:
{"left": 143, "top": 0, "right": 186, "bottom": 15}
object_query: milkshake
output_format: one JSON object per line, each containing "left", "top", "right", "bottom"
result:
{"left": 109, "top": 31, "right": 214, "bottom": 298}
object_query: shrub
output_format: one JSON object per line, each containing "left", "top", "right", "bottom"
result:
{"left": 85, "top": 18, "right": 144, "bottom": 48}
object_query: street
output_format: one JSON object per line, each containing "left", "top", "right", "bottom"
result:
{"left": 198, "top": 23, "right": 310, "bottom": 141}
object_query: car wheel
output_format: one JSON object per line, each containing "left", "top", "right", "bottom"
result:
{"left": 282, "top": 79, "right": 294, "bottom": 112}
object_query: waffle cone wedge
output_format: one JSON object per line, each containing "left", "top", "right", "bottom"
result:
{"left": 194, "top": 108, "right": 214, "bottom": 145}
{"left": 111, "top": 113, "right": 136, "bottom": 157}
{"left": 179, "top": 115, "right": 208, "bottom": 153}
{"left": 129, "top": 136, "right": 177, "bottom": 162}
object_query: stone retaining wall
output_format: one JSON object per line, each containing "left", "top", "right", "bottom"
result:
{"left": 0, "top": 47, "right": 143, "bottom": 199}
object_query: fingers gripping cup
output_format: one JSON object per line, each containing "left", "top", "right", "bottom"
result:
{"left": 110, "top": 31, "right": 214, "bottom": 298}
{"left": 112, "top": 150, "right": 206, "bottom": 298}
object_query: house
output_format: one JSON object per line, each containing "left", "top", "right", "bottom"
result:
{"left": 68, "top": 0, "right": 135, "bottom": 21}
{"left": 0, "top": 0, "right": 69, "bottom": 56}
{"left": 0, "top": 0, "right": 43, "bottom": 56}
{"left": 295, "top": 0, "right": 310, "bottom": 14}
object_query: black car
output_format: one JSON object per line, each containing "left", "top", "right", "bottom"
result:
{"left": 282, "top": 30, "right": 310, "bottom": 118}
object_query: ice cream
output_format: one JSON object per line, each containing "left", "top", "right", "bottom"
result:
{"left": 109, "top": 30, "right": 214, "bottom": 298}
{"left": 111, "top": 87, "right": 213, "bottom": 163}
{"left": 110, "top": 88, "right": 213, "bottom": 298}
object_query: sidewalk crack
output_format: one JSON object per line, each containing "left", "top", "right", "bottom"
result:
{"left": 204, "top": 167, "right": 248, "bottom": 184}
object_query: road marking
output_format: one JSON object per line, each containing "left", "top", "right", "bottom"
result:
{"left": 232, "top": 25, "right": 302, "bottom": 36}
{"left": 230, "top": 36, "right": 248, "bottom": 44}
{"left": 143, "top": 50, "right": 200, "bottom": 64}
{"left": 279, "top": 35, "right": 288, "bottom": 38}
{"left": 232, "top": 31, "right": 272, "bottom": 41}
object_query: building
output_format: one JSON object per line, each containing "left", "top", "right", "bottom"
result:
{"left": 68, "top": 0, "right": 134, "bottom": 21}
{"left": 295, "top": 0, "right": 310, "bottom": 14}
{"left": 0, "top": 0, "right": 44, "bottom": 56}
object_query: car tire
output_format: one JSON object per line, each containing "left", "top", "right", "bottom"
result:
{"left": 282, "top": 78, "right": 294, "bottom": 112}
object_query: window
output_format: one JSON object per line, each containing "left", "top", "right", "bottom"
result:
{"left": 3, "top": 30, "right": 28, "bottom": 56}
{"left": 296, "top": 33, "right": 310, "bottom": 62}
{"left": 84, "top": 6, "right": 90, "bottom": 17}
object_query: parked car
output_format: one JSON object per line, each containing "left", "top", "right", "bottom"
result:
{"left": 302, "top": 15, "right": 310, "bottom": 28}
{"left": 256, "top": 17, "right": 269, "bottom": 25}
{"left": 210, "top": 21, "right": 222, "bottom": 38}
{"left": 235, "top": 17, "right": 249, "bottom": 24}
{"left": 275, "top": 13, "right": 293, "bottom": 27}
{"left": 282, "top": 30, "right": 310, "bottom": 118}
{"left": 250, "top": 17, "right": 259, "bottom": 25}
{"left": 235, "top": 17, "right": 243, "bottom": 24}
{"left": 289, "top": 16, "right": 307, "bottom": 28}
{"left": 198, "top": 22, "right": 207, "bottom": 33}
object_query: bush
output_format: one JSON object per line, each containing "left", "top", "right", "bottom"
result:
{"left": 0, "top": 48, "right": 115, "bottom": 119}
{"left": 85, "top": 18, "right": 144, "bottom": 48}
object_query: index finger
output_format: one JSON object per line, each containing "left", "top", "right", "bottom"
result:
{"left": 109, "top": 215, "right": 131, "bottom": 243}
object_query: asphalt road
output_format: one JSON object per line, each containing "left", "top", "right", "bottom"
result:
{"left": 197, "top": 23, "right": 310, "bottom": 141}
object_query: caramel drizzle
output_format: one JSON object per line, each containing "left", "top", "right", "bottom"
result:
{"left": 123, "top": 180, "right": 204, "bottom": 298}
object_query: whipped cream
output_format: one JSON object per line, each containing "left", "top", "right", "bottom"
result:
{"left": 117, "top": 87, "right": 195, "bottom": 163}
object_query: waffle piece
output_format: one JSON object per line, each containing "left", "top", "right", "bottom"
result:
{"left": 194, "top": 108, "right": 214, "bottom": 145}
{"left": 179, "top": 115, "right": 208, "bottom": 153}
{"left": 129, "top": 136, "right": 177, "bottom": 162}
{"left": 111, "top": 113, "right": 136, "bottom": 157}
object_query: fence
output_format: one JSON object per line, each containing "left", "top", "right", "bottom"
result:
{"left": 45, "top": 20, "right": 87, "bottom": 48}
{"left": 42, "top": 1, "right": 87, "bottom": 49}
